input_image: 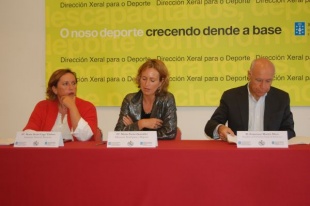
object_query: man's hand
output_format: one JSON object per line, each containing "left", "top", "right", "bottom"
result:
{"left": 218, "top": 125, "right": 235, "bottom": 141}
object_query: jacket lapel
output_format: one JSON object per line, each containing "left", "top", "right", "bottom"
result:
{"left": 237, "top": 85, "right": 249, "bottom": 130}
{"left": 264, "top": 88, "right": 273, "bottom": 130}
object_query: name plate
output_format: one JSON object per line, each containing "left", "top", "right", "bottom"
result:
{"left": 236, "top": 131, "right": 288, "bottom": 148}
{"left": 14, "top": 131, "right": 64, "bottom": 148}
{"left": 107, "top": 131, "right": 158, "bottom": 148}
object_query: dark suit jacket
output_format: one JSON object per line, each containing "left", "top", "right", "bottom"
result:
{"left": 205, "top": 84, "right": 295, "bottom": 139}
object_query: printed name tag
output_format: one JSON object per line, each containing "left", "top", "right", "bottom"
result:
{"left": 237, "top": 131, "right": 288, "bottom": 148}
{"left": 107, "top": 131, "right": 158, "bottom": 148}
{"left": 14, "top": 131, "right": 64, "bottom": 148}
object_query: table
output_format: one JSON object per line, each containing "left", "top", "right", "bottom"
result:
{"left": 1, "top": 141, "right": 310, "bottom": 206}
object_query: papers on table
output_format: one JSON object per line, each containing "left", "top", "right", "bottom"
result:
{"left": 288, "top": 136, "right": 310, "bottom": 145}
{"left": 0, "top": 137, "right": 15, "bottom": 145}
{"left": 227, "top": 134, "right": 237, "bottom": 144}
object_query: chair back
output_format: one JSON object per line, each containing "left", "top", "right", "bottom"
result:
{"left": 94, "top": 127, "right": 103, "bottom": 142}
{"left": 175, "top": 127, "right": 182, "bottom": 140}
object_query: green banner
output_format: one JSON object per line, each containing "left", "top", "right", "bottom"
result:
{"left": 46, "top": 0, "right": 310, "bottom": 106}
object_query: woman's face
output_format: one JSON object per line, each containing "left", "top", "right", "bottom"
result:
{"left": 139, "top": 68, "right": 162, "bottom": 97}
{"left": 52, "top": 73, "right": 77, "bottom": 99}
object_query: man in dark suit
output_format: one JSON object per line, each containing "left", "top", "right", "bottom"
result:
{"left": 205, "top": 58, "right": 295, "bottom": 141}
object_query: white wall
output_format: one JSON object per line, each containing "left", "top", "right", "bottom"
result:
{"left": 1, "top": 1, "right": 309, "bottom": 140}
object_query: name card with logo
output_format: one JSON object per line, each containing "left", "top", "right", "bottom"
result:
{"left": 14, "top": 131, "right": 64, "bottom": 148}
{"left": 236, "top": 131, "right": 288, "bottom": 148}
{"left": 107, "top": 131, "right": 158, "bottom": 148}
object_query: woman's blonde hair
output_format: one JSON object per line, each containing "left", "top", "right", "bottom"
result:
{"left": 135, "top": 59, "right": 170, "bottom": 95}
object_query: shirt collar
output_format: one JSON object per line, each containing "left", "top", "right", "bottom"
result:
{"left": 247, "top": 83, "right": 267, "bottom": 102}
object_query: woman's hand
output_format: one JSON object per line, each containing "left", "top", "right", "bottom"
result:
{"left": 59, "top": 95, "right": 80, "bottom": 131}
{"left": 139, "top": 118, "right": 163, "bottom": 130}
{"left": 123, "top": 115, "right": 134, "bottom": 126}
{"left": 60, "top": 95, "right": 76, "bottom": 110}
{"left": 123, "top": 115, "right": 163, "bottom": 130}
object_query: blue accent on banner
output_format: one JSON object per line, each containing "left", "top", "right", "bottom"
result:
{"left": 295, "top": 22, "right": 305, "bottom": 36}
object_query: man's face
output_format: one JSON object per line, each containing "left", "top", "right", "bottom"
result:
{"left": 248, "top": 64, "right": 274, "bottom": 100}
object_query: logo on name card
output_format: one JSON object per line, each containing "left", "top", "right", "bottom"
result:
{"left": 140, "top": 142, "right": 151, "bottom": 146}
{"left": 45, "top": 141, "right": 57, "bottom": 146}
{"left": 272, "top": 140, "right": 286, "bottom": 146}
{"left": 127, "top": 141, "right": 134, "bottom": 147}
{"left": 258, "top": 140, "right": 265, "bottom": 146}
{"left": 33, "top": 141, "right": 39, "bottom": 146}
